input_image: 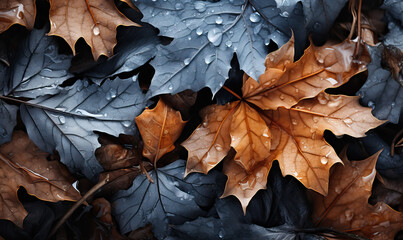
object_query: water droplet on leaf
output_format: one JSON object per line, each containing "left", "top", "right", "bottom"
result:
{"left": 207, "top": 28, "right": 223, "bottom": 46}
{"left": 249, "top": 12, "right": 260, "bottom": 22}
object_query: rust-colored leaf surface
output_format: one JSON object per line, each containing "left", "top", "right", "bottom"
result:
{"left": 48, "top": 0, "right": 140, "bottom": 60}
{"left": 0, "top": 131, "right": 81, "bottom": 228}
{"left": 136, "top": 99, "right": 186, "bottom": 165}
{"left": 310, "top": 151, "right": 403, "bottom": 240}
{"left": 0, "top": 0, "right": 35, "bottom": 33}
{"left": 182, "top": 36, "right": 384, "bottom": 211}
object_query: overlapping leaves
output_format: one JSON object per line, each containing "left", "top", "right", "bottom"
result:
{"left": 183, "top": 36, "right": 384, "bottom": 211}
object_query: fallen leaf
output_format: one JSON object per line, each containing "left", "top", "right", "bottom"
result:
{"left": 0, "top": 0, "right": 35, "bottom": 34}
{"left": 182, "top": 36, "right": 383, "bottom": 211}
{"left": 0, "top": 131, "right": 81, "bottom": 228}
{"left": 310, "top": 150, "right": 403, "bottom": 240}
{"left": 0, "top": 101, "right": 17, "bottom": 145}
{"left": 48, "top": 0, "right": 140, "bottom": 60}
{"left": 136, "top": 99, "right": 186, "bottom": 165}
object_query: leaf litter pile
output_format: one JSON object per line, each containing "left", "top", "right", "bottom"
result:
{"left": 0, "top": 0, "right": 402, "bottom": 239}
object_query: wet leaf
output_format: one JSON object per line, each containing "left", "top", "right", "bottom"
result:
{"left": 183, "top": 37, "right": 383, "bottom": 211}
{"left": 358, "top": 44, "right": 403, "bottom": 124}
{"left": 136, "top": 99, "right": 186, "bottom": 165}
{"left": 6, "top": 27, "right": 73, "bottom": 98}
{"left": 136, "top": 0, "right": 291, "bottom": 97}
{"left": 48, "top": 0, "right": 140, "bottom": 60}
{"left": 20, "top": 77, "right": 147, "bottom": 180}
{"left": 0, "top": 0, "right": 35, "bottom": 34}
{"left": 382, "top": 0, "right": 403, "bottom": 24}
{"left": 112, "top": 160, "right": 219, "bottom": 238}
{"left": 0, "top": 131, "right": 80, "bottom": 228}
{"left": 310, "top": 151, "right": 403, "bottom": 240}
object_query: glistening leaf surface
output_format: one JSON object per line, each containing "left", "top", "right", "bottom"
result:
{"left": 20, "top": 77, "right": 147, "bottom": 180}
{"left": 48, "top": 0, "right": 140, "bottom": 60}
{"left": 112, "top": 160, "right": 218, "bottom": 238}
{"left": 6, "top": 27, "right": 72, "bottom": 98}
{"left": 0, "top": 0, "right": 35, "bottom": 33}
{"left": 0, "top": 101, "right": 17, "bottom": 145}
{"left": 311, "top": 151, "right": 403, "bottom": 240}
{"left": 136, "top": 0, "right": 289, "bottom": 97}
{"left": 0, "top": 131, "right": 80, "bottom": 228}
{"left": 135, "top": 100, "right": 186, "bottom": 165}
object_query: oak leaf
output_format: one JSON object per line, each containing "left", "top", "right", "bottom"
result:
{"left": 0, "top": 0, "right": 35, "bottom": 34}
{"left": 48, "top": 0, "right": 140, "bottom": 60}
{"left": 136, "top": 99, "right": 186, "bottom": 165}
{"left": 310, "top": 150, "right": 403, "bottom": 240}
{"left": 0, "top": 131, "right": 81, "bottom": 228}
{"left": 182, "top": 36, "right": 384, "bottom": 212}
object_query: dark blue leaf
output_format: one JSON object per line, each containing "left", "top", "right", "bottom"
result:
{"left": 0, "top": 101, "right": 17, "bottom": 145}
{"left": 20, "top": 77, "right": 147, "bottom": 180}
{"left": 382, "top": 0, "right": 403, "bottom": 24}
{"left": 112, "top": 160, "right": 219, "bottom": 238}
{"left": 6, "top": 27, "right": 72, "bottom": 98}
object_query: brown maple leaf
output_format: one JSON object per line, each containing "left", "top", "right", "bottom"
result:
{"left": 48, "top": 0, "right": 140, "bottom": 60}
{"left": 136, "top": 99, "right": 186, "bottom": 165}
{"left": 182, "top": 36, "right": 385, "bottom": 212}
{"left": 310, "top": 150, "right": 403, "bottom": 240}
{"left": 0, "top": 0, "right": 35, "bottom": 33}
{"left": 0, "top": 131, "right": 81, "bottom": 228}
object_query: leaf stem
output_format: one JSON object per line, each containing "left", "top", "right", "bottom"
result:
{"left": 47, "top": 175, "right": 110, "bottom": 239}
{"left": 222, "top": 85, "right": 242, "bottom": 100}
{"left": 353, "top": 0, "right": 362, "bottom": 58}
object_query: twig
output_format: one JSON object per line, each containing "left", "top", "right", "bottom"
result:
{"left": 391, "top": 128, "right": 403, "bottom": 156}
{"left": 47, "top": 174, "right": 110, "bottom": 238}
{"left": 353, "top": 0, "right": 363, "bottom": 58}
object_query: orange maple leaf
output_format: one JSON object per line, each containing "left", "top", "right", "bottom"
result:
{"left": 0, "top": 0, "right": 36, "bottom": 34}
{"left": 310, "top": 150, "right": 403, "bottom": 240}
{"left": 48, "top": 0, "right": 140, "bottom": 60}
{"left": 182, "top": 36, "right": 385, "bottom": 212}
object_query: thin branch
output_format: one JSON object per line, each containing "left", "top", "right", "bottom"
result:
{"left": 222, "top": 85, "right": 242, "bottom": 100}
{"left": 48, "top": 175, "right": 110, "bottom": 238}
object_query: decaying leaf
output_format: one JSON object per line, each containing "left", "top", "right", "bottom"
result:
{"left": 48, "top": 0, "right": 140, "bottom": 60}
{"left": 136, "top": 99, "right": 186, "bottom": 165}
{"left": 0, "top": 0, "right": 35, "bottom": 34}
{"left": 0, "top": 131, "right": 80, "bottom": 228}
{"left": 310, "top": 151, "right": 403, "bottom": 240}
{"left": 182, "top": 36, "right": 384, "bottom": 211}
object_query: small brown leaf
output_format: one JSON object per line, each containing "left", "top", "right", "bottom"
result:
{"left": 96, "top": 144, "right": 141, "bottom": 171}
{"left": 0, "top": 0, "right": 35, "bottom": 33}
{"left": 136, "top": 99, "right": 186, "bottom": 165}
{"left": 311, "top": 151, "right": 403, "bottom": 240}
{"left": 48, "top": 0, "right": 140, "bottom": 60}
{"left": 0, "top": 131, "right": 81, "bottom": 228}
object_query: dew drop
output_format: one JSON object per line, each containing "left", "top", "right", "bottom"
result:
{"left": 293, "top": 172, "right": 298, "bottom": 176}
{"left": 168, "top": 85, "right": 173, "bottom": 90}
{"left": 345, "top": 209, "right": 354, "bottom": 221}
{"left": 295, "top": 88, "right": 299, "bottom": 93}
{"left": 196, "top": 27, "right": 203, "bottom": 35}
{"left": 368, "top": 101, "right": 375, "bottom": 109}
{"left": 92, "top": 26, "right": 100, "bottom": 36}
{"left": 175, "top": 3, "right": 184, "bottom": 10}
{"left": 343, "top": 118, "right": 353, "bottom": 125}
{"left": 225, "top": 40, "right": 232, "bottom": 47}
{"left": 122, "top": 121, "right": 131, "bottom": 127}
{"left": 249, "top": 12, "right": 260, "bottom": 23}
{"left": 391, "top": 102, "right": 395, "bottom": 107}
{"left": 291, "top": 119, "right": 297, "bottom": 125}
{"left": 202, "top": 122, "right": 208, "bottom": 127}
{"left": 321, "top": 157, "right": 328, "bottom": 165}
{"left": 183, "top": 58, "right": 191, "bottom": 65}
{"left": 280, "top": 11, "right": 289, "bottom": 17}
{"left": 262, "top": 132, "right": 269, "bottom": 138}
{"left": 325, "top": 77, "right": 338, "bottom": 85}
{"left": 214, "top": 144, "right": 223, "bottom": 151}
{"left": 58, "top": 116, "right": 66, "bottom": 124}
{"left": 207, "top": 28, "right": 223, "bottom": 46}
{"left": 164, "top": 130, "right": 169, "bottom": 134}
{"left": 335, "top": 186, "right": 341, "bottom": 194}
{"left": 215, "top": 16, "right": 223, "bottom": 24}
{"left": 204, "top": 54, "right": 215, "bottom": 64}
{"left": 279, "top": 94, "right": 285, "bottom": 100}
{"left": 313, "top": 22, "right": 321, "bottom": 30}
{"left": 194, "top": 2, "right": 206, "bottom": 12}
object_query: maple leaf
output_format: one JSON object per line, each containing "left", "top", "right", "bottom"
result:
{"left": 0, "top": 0, "right": 35, "bottom": 34}
{"left": 135, "top": 99, "right": 186, "bottom": 165}
{"left": 310, "top": 150, "right": 403, "bottom": 240}
{"left": 182, "top": 36, "right": 384, "bottom": 212}
{"left": 0, "top": 131, "right": 81, "bottom": 228}
{"left": 48, "top": 0, "right": 140, "bottom": 60}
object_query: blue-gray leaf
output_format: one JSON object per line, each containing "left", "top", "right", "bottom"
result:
{"left": 382, "top": 0, "right": 403, "bottom": 24}
{"left": 135, "top": 0, "right": 289, "bottom": 97}
{"left": 0, "top": 101, "right": 18, "bottom": 145}
{"left": 357, "top": 42, "right": 403, "bottom": 124}
{"left": 6, "top": 27, "right": 72, "bottom": 98}
{"left": 112, "top": 160, "right": 219, "bottom": 238}
{"left": 20, "top": 77, "right": 147, "bottom": 180}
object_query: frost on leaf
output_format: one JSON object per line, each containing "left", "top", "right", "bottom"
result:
{"left": 311, "top": 150, "right": 403, "bottom": 240}
{"left": 182, "top": 36, "right": 384, "bottom": 212}
{"left": 0, "top": 131, "right": 80, "bottom": 228}
{"left": 48, "top": 0, "right": 140, "bottom": 60}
